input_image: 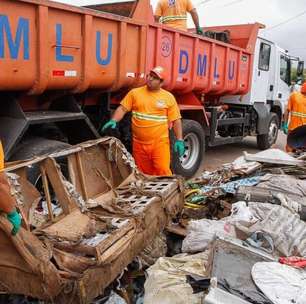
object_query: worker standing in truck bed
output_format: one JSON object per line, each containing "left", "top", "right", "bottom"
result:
{"left": 154, "top": 0, "right": 203, "bottom": 34}
{"left": 102, "top": 66, "right": 185, "bottom": 176}
{"left": 282, "top": 82, "right": 306, "bottom": 151}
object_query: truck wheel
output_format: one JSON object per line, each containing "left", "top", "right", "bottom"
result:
{"left": 256, "top": 113, "right": 279, "bottom": 150}
{"left": 171, "top": 119, "right": 205, "bottom": 178}
{"left": 10, "top": 137, "right": 71, "bottom": 186}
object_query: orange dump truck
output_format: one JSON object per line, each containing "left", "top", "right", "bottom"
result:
{"left": 0, "top": 0, "right": 304, "bottom": 177}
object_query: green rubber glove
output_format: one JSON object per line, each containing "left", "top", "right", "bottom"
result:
{"left": 7, "top": 210, "right": 21, "bottom": 235}
{"left": 174, "top": 140, "right": 186, "bottom": 157}
{"left": 196, "top": 27, "right": 204, "bottom": 35}
{"left": 100, "top": 119, "right": 117, "bottom": 133}
{"left": 281, "top": 122, "right": 288, "bottom": 135}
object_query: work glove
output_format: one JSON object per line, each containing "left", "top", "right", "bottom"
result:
{"left": 281, "top": 122, "right": 288, "bottom": 135}
{"left": 174, "top": 140, "right": 186, "bottom": 157}
{"left": 196, "top": 27, "right": 204, "bottom": 36}
{"left": 100, "top": 119, "right": 117, "bottom": 133}
{"left": 7, "top": 210, "right": 21, "bottom": 235}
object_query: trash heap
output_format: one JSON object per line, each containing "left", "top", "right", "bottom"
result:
{"left": 4, "top": 145, "right": 306, "bottom": 304}
{"left": 142, "top": 148, "right": 306, "bottom": 304}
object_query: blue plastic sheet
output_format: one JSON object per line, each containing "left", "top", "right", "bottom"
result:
{"left": 201, "top": 176, "right": 261, "bottom": 194}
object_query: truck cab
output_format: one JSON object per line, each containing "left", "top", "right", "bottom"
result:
{"left": 216, "top": 38, "right": 304, "bottom": 160}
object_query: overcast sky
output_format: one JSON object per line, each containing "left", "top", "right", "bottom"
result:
{"left": 53, "top": 0, "right": 306, "bottom": 61}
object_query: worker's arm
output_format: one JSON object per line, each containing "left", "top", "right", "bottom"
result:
{"left": 112, "top": 105, "right": 128, "bottom": 122}
{"left": 0, "top": 172, "right": 15, "bottom": 214}
{"left": 101, "top": 89, "right": 134, "bottom": 133}
{"left": 154, "top": 1, "right": 162, "bottom": 23}
{"left": 101, "top": 105, "right": 128, "bottom": 132}
{"left": 282, "top": 94, "right": 294, "bottom": 134}
{"left": 154, "top": 15, "right": 161, "bottom": 23}
{"left": 172, "top": 119, "right": 183, "bottom": 140}
{"left": 190, "top": 8, "right": 203, "bottom": 35}
{"left": 0, "top": 172, "right": 21, "bottom": 235}
{"left": 281, "top": 108, "right": 290, "bottom": 135}
{"left": 173, "top": 119, "right": 186, "bottom": 157}
{"left": 284, "top": 108, "right": 290, "bottom": 124}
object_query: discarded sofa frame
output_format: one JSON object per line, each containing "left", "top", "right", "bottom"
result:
{"left": 0, "top": 137, "right": 184, "bottom": 303}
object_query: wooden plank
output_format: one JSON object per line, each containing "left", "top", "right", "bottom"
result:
{"left": 42, "top": 158, "right": 77, "bottom": 214}
{"left": 95, "top": 221, "right": 134, "bottom": 257}
{"left": 166, "top": 223, "right": 187, "bottom": 237}
{"left": 97, "top": 229, "right": 135, "bottom": 265}
{"left": 40, "top": 165, "right": 55, "bottom": 222}
{"left": 76, "top": 152, "right": 89, "bottom": 201}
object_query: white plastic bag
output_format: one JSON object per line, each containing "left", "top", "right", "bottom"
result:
{"left": 182, "top": 219, "right": 236, "bottom": 253}
{"left": 231, "top": 201, "right": 256, "bottom": 224}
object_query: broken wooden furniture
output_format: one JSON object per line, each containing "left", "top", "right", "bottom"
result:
{"left": 0, "top": 137, "right": 184, "bottom": 303}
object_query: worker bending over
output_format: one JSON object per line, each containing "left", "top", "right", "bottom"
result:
{"left": 282, "top": 82, "right": 306, "bottom": 151}
{"left": 0, "top": 142, "right": 21, "bottom": 235}
{"left": 102, "top": 66, "right": 185, "bottom": 176}
{"left": 154, "top": 0, "right": 203, "bottom": 34}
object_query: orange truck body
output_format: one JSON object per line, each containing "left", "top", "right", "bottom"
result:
{"left": 0, "top": 0, "right": 261, "bottom": 97}
{"left": 0, "top": 0, "right": 267, "bottom": 178}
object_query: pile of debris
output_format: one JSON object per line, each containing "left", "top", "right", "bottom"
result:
{"left": 146, "top": 148, "right": 306, "bottom": 304}
{"left": 3, "top": 142, "right": 306, "bottom": 304}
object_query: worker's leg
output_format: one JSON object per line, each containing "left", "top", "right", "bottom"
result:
{"left": 151, "top": 139, "right": 172, "bottom": 176}
{"left": 286, "top": 144, "right": 293, "bottom": 153}
{"left": 286, "top": 132, "right": 293, "bottom": 153}
{"left": 133, "top": 141, "right": 155, "bottom": 175}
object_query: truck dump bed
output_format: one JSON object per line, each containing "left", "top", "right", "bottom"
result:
{"left": 0, "top": 0, "right": 262, "bottom": 96}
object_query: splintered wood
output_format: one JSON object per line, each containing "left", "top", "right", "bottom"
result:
{"left": 0, "top": 137, "right": 184, "bottom": 303}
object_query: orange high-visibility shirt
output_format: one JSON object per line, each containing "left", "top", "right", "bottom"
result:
{"left": 287, "top": 92, "right": 306, "bottom": 131}
{"left": 121, "top": 86, "right": 181, "bottom": 143}
{"left": 155, "top": 0, "right": 194, "bottom": 30}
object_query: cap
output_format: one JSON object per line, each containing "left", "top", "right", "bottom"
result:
{"left": 150, "top": 66, "right": 166, "bottom": 80}
{"left": 301, "top": 82, "right": 306, "bottom": 94}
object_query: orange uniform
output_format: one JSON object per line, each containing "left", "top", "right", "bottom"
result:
{"left": 155, "top": 0, "right": 194, "bottom": 30}
{"left": 121, "top": 85, "right": 181, "bottom": 175}
{"left": 287, "top": 91, "right": 306, "bottom": 132}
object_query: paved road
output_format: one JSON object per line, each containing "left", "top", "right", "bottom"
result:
{"left": 200, "top": 132, "right": 287, "bottom": 172}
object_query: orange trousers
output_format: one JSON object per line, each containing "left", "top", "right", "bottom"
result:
{"left": 133, "top": 139, "right": 172, "bottom": 176}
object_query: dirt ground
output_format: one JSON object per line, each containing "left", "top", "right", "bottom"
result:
{"left": 200, "top": 132, "right": 287, "bottom": 172}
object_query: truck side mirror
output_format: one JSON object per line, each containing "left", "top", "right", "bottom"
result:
{"left": 297, "top": 61, "right": 304, "bottom": 77}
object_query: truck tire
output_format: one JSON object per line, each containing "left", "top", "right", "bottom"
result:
{"left": 171, "top": 119, "right": 205, "bottom": 178}
{"left": 10, "top": 137, "right": 71, "bottom": 186}
{"left": 256, "top": 112, "right": 279, "bottom": 150}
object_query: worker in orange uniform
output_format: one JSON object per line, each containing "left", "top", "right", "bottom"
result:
{"left": 154, "top": 0, "right": 203, "bottom": 34}
{"left": 102, "top": 66, "right": 185, "bottom": 176}
{"left": 0, "top": 141, "right": 21, "bottom": 235}
{"left": 282, "top": 82, "right": 306, "bottom": 151}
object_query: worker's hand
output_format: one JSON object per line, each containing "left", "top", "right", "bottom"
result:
{"left": 281, "top": 122, "right": 288, "bottom": 135}
{"left": 174, "top": 140, "right": 186, "bottom": 157}
{"left": 100, "top": 119, "right": 117, "bottom": 133}
{"left": 7, "top": 210, "right": 21, "bottom": 235}
{"left": 196, "top": 27, "right": 204, "bottom": 36}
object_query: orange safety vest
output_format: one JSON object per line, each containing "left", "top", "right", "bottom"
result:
{"left": 287, "top": 92, "right": 306, "bottom": 131}
{"left": 155, "top": 0, "right": 195, "bottom": 30}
